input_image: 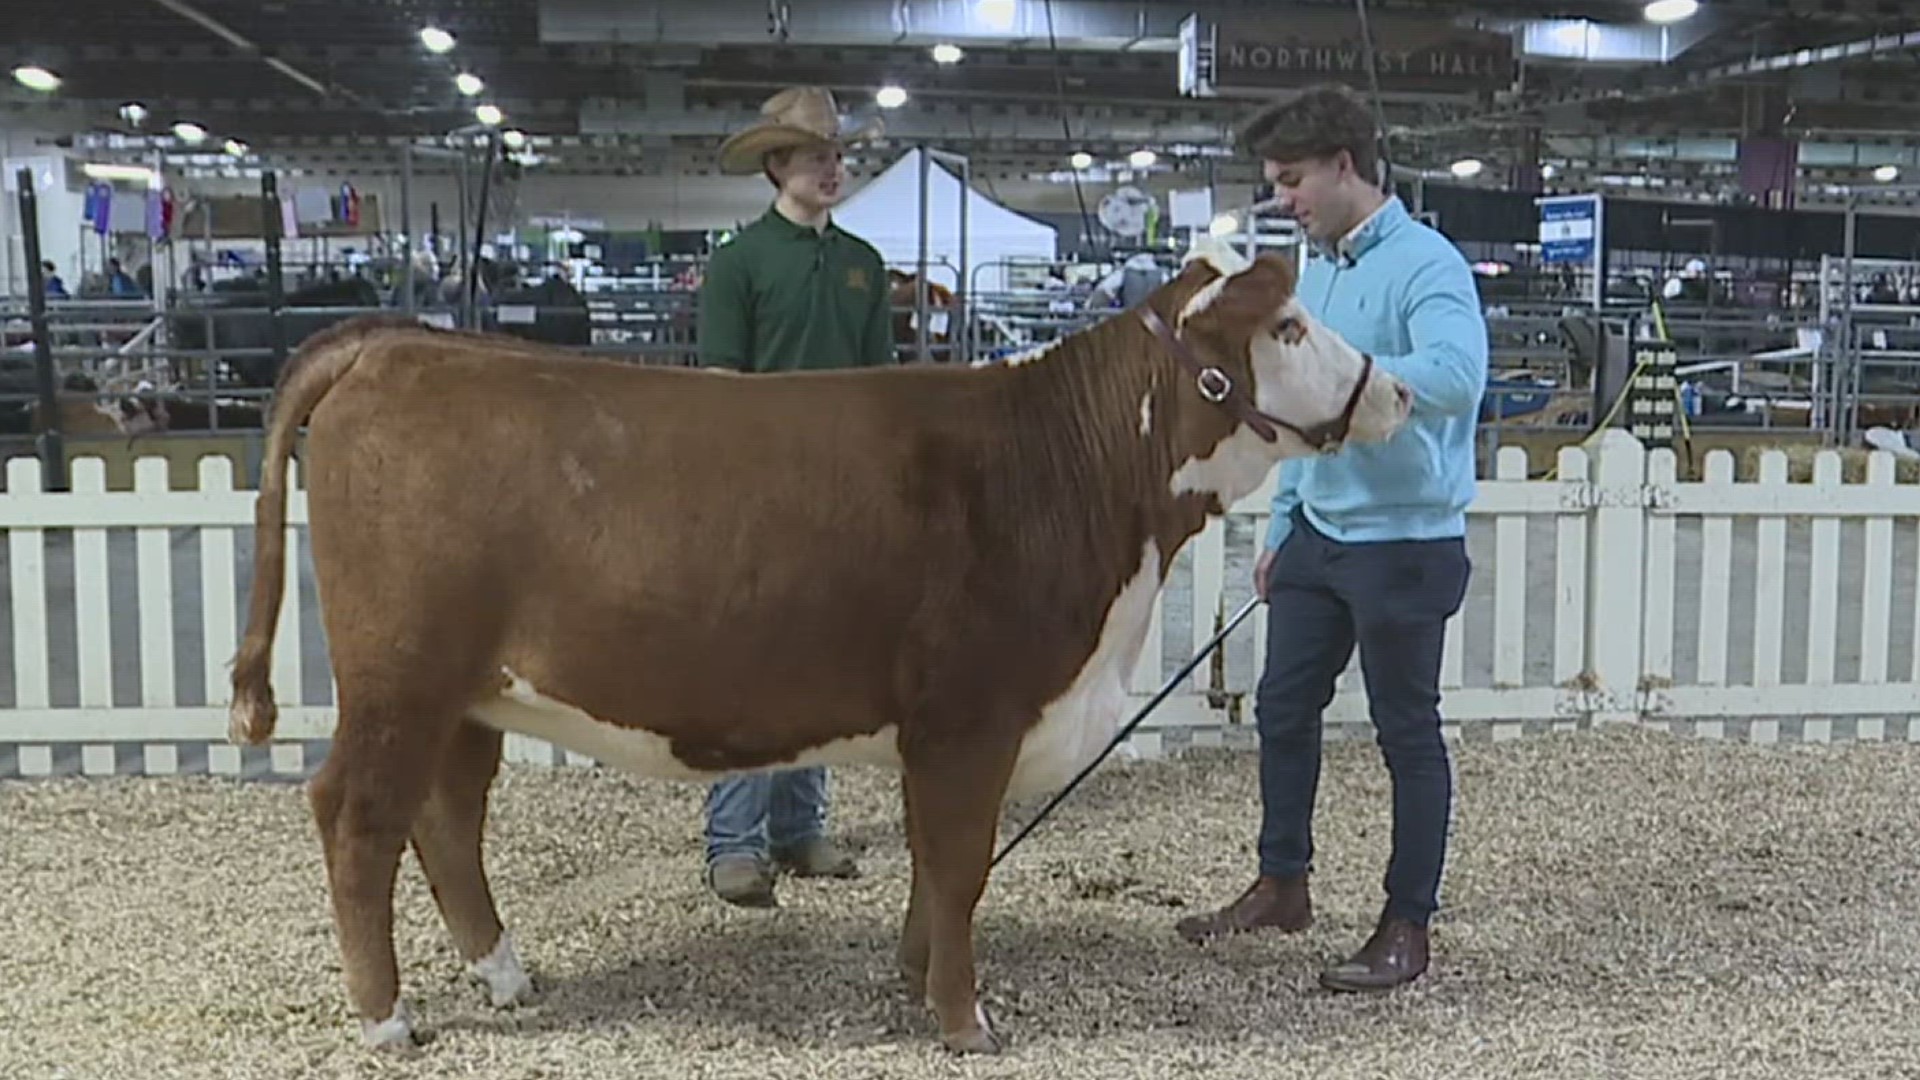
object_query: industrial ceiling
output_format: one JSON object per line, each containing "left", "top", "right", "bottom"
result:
{"left": 5, "top": 0, "right": 1920, "bottom": 207}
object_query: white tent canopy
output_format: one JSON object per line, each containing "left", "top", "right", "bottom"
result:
{"left": 833, "top": 147, "right": 1058, "bottom": 294}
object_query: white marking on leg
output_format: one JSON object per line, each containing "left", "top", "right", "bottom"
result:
{"left": 1138, "top": 391, "right": 1153, "bottom": 437}
{"left": 1008, "top": 541, "right": 1162, "bottom": 802}
{"left": 360, "top": 999, "right": 414, "bottom": 1048}
{"left": 227, "top": 696, "right": 272, "bottom": 746}
{"left": 468, "top": 932, "right": 535, "bottom": 1008}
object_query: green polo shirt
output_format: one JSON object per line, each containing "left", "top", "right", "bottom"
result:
{"left": 697, "top": 206, "right": 894, "bottom": 372}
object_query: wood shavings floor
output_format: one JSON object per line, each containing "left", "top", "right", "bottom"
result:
{"left": 4, "top": 725, "right": 1917, "bottom": 1079}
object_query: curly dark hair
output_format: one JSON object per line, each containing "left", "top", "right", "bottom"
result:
{"left": 1237, "top": 84, "right": 1381, "bottom": 185}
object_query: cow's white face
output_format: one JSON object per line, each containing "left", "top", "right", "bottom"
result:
{"left": 1177, "top": 252, "right": 1411, "bottom": 456}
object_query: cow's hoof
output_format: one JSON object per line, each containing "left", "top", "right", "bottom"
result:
{"left": 360, "top": 1002, "right": 421, "bottom": 1051}
{"left": 941, "top": 1005, "right": 1002, "bottom": 1055}
{"left": 467, "top": 933, "right": 536, "bottom": 1009}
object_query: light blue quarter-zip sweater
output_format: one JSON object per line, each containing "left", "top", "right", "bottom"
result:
{"left": 1264, "top": 196, "right": 1489, "bottom": 552}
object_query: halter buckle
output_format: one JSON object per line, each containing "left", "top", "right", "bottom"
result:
{"left": 1195, "top": 367, "right": 1233, "bottom": 404}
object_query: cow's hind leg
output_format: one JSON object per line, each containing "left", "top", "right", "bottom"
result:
{"left": 308, "top": 692, "right": 461, "bottom": 1050}
{"left": 410, "top": 720, "right": 533, "bottom": 1009}
{"left": 901, "top": 738, "right": 1017, "bottom": 1055}
{"left": 898, "top": 779, "right": 930, "bottom": 996}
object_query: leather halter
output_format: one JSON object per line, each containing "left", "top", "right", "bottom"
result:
{"left": 1138, "top": 306, "right": 1374, "bottom": 453}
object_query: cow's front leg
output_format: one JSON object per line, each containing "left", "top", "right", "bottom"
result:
{"left": 901, "top": 738, "right": 1017, "bottom": 1055}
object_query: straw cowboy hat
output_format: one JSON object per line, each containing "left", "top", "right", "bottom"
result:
{"left": 716, "top": 86, "right": 885, "bottom": 175}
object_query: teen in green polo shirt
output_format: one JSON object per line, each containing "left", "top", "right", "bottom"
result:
{"left": 699, "top": 87, "right": 894, "bottom": 374}
{"left": 699, "top": 208, "right": 894, "bottom": 371}
{"left": 695, "top": 86, "right": 889, "bottom": 908}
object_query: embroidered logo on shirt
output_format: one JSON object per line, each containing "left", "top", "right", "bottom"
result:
{"left": 846, "top": 268, "right": 869, "bottom": 291}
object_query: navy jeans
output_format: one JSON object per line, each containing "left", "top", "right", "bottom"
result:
{"left": 1255, "top": 507, "right": 1470, "bottom": 926}
{"left": 704, "top": 767, "right": 830, "bottom": 865}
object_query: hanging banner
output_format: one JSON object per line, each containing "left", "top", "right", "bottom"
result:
{"left": 84, "top": 181, "right": 113, "bottom": 234}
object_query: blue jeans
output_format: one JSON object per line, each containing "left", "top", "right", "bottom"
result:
{"left": 1256, "top": 507, "right": 1469, "bottom": 926}
{"left": 704, "top": 767, "right": 830, "bottom": 864}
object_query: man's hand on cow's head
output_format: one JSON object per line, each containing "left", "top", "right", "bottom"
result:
{"left": 1180, "top": 256, "right": 1412, "bottom": 453}
{"left": 1260, "top": 305, "right": 1413, "bottom": 445}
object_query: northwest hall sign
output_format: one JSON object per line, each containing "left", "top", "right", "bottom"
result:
{"left": 1210, "top": 14, "right": 1515, "bottom": 94}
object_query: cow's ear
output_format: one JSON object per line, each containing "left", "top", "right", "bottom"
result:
{"left": 1194, "top": 252, "right": 1299, "bottom": 332}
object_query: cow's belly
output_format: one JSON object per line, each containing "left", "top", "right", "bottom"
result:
{"left": 1007, "top": 541, "right": 1161, "bottom": 803}
{"left": 467, "top": 669, "right": 903, "bottom": 781}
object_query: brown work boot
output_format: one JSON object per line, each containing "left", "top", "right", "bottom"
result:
{"left": 1174, "top": 875, "right": 1313, "bottom": 944}
{"left": 772, "top": 836, "right": 861, "bottom": 879}
{"left": 1319, "top": 910, "right": 1429, "bottom": 993}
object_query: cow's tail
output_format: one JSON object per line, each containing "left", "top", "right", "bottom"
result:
{"left": 228, "top": 317, "right": 393, "bottom": 746}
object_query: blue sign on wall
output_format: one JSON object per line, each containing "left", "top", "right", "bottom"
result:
{"left": 1537, "top": 195, "right": 1599, "bottom": 264}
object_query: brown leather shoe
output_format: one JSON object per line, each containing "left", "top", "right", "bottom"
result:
{"left": 1318, "top": 912, "right": 1429, "bottom": 992}
{"left": 1174, "top": 875, "right": 1312, "bottom": 944}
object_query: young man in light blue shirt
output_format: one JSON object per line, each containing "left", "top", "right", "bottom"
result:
{"left": 1176, "top": 84, "right": 1487, "bottom": 995}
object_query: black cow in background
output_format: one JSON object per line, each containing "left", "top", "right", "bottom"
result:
{"left": 168, "top": 276, "right": 383, "bottom": 388}
{"left": 484, "top": 274, "right": 592, "bottom": 347}
{"left": 0, "top": 350, "right": 43, "bottom": 436}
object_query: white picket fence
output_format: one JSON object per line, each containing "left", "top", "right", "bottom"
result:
{"left": 2, "top": 428, "right": 1918, "bottom": 780}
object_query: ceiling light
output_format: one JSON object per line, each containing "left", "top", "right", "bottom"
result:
{"left": 81, "top": 163, "right": 158, "bottom": 184}
{"left": 172, "top": 121, "right": 207, "bottom": 144}
{"left": 1128, "top": 149, "right": 1157, "bottom": 168}
{"left": 1643, "top": 0, "right": 1699, "bottom": 24}
{"left": 1874, "top": 164, "right": 1901, "bottom": 183}
{"left": 119, "top": 102, "right": 149, "bottom": 125}
{"left": 1070, "top": 151, "right": 1094, "bottom": 170}
{"left": 454, "top": 72, "right": 484, "bottom": 96}
{"left": 1208, "top": 213, "right": 1239, "bottom": 237}
{"left": 223, "top": 139, "right": 249, "bottom": 157}
{"left": 502, "top": 129, "right": 528, "bottom": 150}
{"left": 11, "top": 65, "right": 60, "bottom": 92}
{"left": 976, "top": 0, "right": 1017, "bottom": 32}
{"left": 474, "top": 103, "right": 503, "bottom": 126}
{"left": 419, "top": 26, "right": 456, "bottom": 53}
{"left": 875, "top": 84, "right": 909, "bottom": 109}
{"left": 1449, "top": 157, "right": 1485, "bottom": 178}
{"left": 1541, "top": 163, "right": 1558, "bottom": 179}
{"left": 930, "top": 43, "right": 964, "bottom": 64}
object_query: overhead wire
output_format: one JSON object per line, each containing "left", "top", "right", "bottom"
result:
{"left": 1352, "top": 0, "right": 1394, "bottom": 187}
{"left": 1041, "top": 0, "right": 1106, "bottom": 266}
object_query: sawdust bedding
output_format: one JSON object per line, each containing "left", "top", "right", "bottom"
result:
{"left": 4, "top": 725, "right": 1918, "bottom": 1080}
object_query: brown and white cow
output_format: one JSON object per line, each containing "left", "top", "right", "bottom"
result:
{"left": 226, "top": 242, "right": 1412, "bottom": 1055}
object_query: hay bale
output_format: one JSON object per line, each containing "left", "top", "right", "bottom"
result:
{"left": 1732, "top": 444, "right": 1920, "bottom": 483}
{"left": 3, "top": 727, "right": 1919, "bottom": 1077}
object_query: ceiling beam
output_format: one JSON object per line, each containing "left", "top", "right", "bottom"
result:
{"left": 1406, "top": 24, "right": 1920, "bottom": 135}
{"left": 145, "top": 0, "right": 354, "bottom": 102}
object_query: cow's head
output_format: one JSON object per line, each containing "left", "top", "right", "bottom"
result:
{"left": 1169, "top": 246, "right": 1409, "bottom": 454}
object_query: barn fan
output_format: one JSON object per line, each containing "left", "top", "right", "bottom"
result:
{"left": 1097, "top": 186, "right": 1155, "bottom": 241}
